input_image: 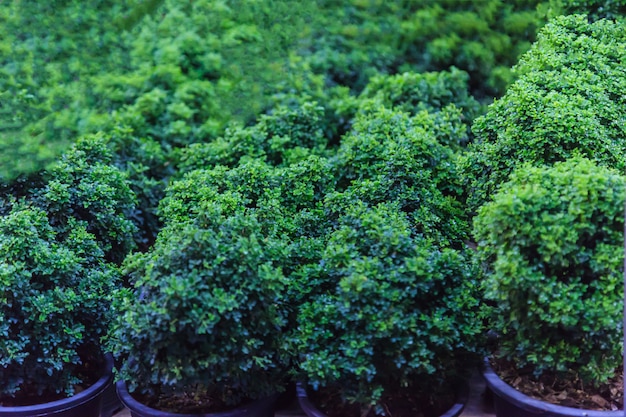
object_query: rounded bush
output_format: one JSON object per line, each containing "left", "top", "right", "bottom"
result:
{"left": 332, "top": 107, "right": 469, "bottom": 248}
{"left": 474, "top": 156, "right": 625, "bottom": 385}
{"left": 107, "top": 167, "right": 294, "bottom": 411}
{"left": 296, "top": 202, "right": 483, "bottom": 414}
{"left": 37, "top": 135, "right": 138, "bottom": 263}
{"left": 463, "top": 15, "right": 626, "bottom": 211}
{"left": 0, "top": 202, "right": 120, "bottom": 401}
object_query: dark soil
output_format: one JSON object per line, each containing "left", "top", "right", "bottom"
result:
{"left": 491, "top": 356, "right": 623, "bottom": 411}
{"left": 307, "top": 384, "right": 457, "bottom": 417}
{"left": 0, "top": 355, "right": 102, "bottom": 407}
{"left": 133, "top": 388, "right": 255, "bottom": 414}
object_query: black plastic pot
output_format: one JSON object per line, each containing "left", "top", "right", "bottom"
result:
{"left": 101, "top": 380, "right": 124, "bottom": 417}
{"left": 296, "top": 381, "right": 469, "bottom": 417}
{"left": 0, "top": 354, "right": 113, "bottom": 417}
{"left": 482, "top": 358, "right": 623, "bottom": 417}
{"left": 116, "top": 380, "right": 278, "bottom": 417}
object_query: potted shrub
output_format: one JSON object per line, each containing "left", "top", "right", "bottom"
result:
{"left": 0, "top": 202, "right": 119, "bottom": 417}
{"left": 107, "top": 161, "right": 297, "bottom": 416}
{"left": 294, "top": 201, "right": 482, "bottom": 417}
{"left": 462, "top": 15, "right": 626, "bottom": 213}
{"left": 0, "top": 135, "right": 137, "bottom": 417}
{"left": 474, "top": 156, "right": 625, "bottom": 416}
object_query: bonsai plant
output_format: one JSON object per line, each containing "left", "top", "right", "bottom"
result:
{"left": 295, "top": 200, "right": 483, "bottom": 417}
{"left": 474, "top": 156, "right": 625, "bottom": 415}
{"left": 107, "top": 162, "right": 297, "bottom": 416}
{"left": 462, "top": 15, "right": 626, "bottom": 212}
{"left": 0, "top": 134, "right": 137, "bottom": 416}
{"left": 329, "top": 104, "right": 470, "bottom": 249}
{"left": 0, "top": 202, "right": 119, "bottom": 416}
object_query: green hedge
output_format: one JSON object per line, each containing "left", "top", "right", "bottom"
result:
{"left": 463, "top": 15, "right": 626, "bottom": 211}
{"left": 474, "top": 157, "right": 624, "bottom": 385}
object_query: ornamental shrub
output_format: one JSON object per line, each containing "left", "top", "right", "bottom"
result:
{"left": 178, "top": 99, "right": 328, "bottom": 172}
{"left": 36, "top": 135, "right": 138, "bottom": 263}
{"left": 474, "top": 157, "right": 624, "bottom": 385}
{"left": 359, "top": 68, "right": 481, "bottom": 123}
{"left": 355, "top": 68, "right": 481, "bottom": 149}
{"left": 549, "top": 0, "right": 626, "bottom": 20}
{"left": 463, "top": 15, "right": 626, "bottom": 211}
{"left": 296, "top": 202, "right": 483, "bottom": 416}
{"left": 331, "top": 107, "right": 469, "bottom": 248}
{"left": 0, "top": 202, "right": 120, "bottom": 402}
{"left": 107, "top": 186, "right": 290, "bottom": 411}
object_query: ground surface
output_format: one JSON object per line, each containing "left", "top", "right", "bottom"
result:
{"left": 112, "top": 371, "right": 496, "bottom": 417}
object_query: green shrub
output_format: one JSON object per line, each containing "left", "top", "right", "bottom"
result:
{"left": 107, "top": 188, "right": 290, "bottom": 410}
{"left": 359, "top": 68, "right": 481, "bottom": 123}
{"left": 36, "top": 135, "right": 138, "bottom": 263}
{"left": 548, "top": 0, "right": 626, "bottom": 20}
{"left": 331, "top": 107, "right": 469, "bottom": 247}
{"left": 354, "top": 68, "right": 481, "bottom": 149}
{"left": 474, "top": 157, "right": 624, "bottom": 385}
{"left": 178, "top": 99, "right": 329, "bottom": 172}
{"left": 463, "top": 15, "right": 626, "bottom": 211}
{"left": 296, "top": 202, "right": 483, "bottom": 415}
{"left": 0, "top": 202, "right": 120, "bottom": 401}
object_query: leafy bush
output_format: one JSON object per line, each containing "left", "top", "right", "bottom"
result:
{"left": 296, "top": 202, "right": 483, "bottom": 415}
{"left": 353, "top": 68, "right": 481, "bottom": 149}
{"left": 462, "top": 15, "right": 626, "bottom": 211}
{"left": 359, "top": 67, "right": 481, "bottom": 122}
{"left": 107, "top": 166, "right": 296, "bottom": 411}
{"left": 0, "top": 202, "right": 120, "bottom": 401}
{"left": 36, "top": 135, "right": 138, "bottom": 263}
{"left": 331, "top": 107, "right": 469, "bottom": 248}
{"left": 549, "top": 0, "right": 626, "bottom": 20}
{"left": 178, "top": 99, "right": 329, "bottom": 172}
{"left": 474, "top": 157, "right": 624, "bottom": 385}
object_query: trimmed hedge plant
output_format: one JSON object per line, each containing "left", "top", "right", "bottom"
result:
{"left": 106, "top": 164, "right": 299, "bottom": 412}
{"left": 297, "top": 201, "right": 483, "bottom": 416}
{"left": 0, "top": 134, "right": 137, "bottom": 404}
{"left": 331, "top": 106, "right": 469, "bottom": 248}
{"left": 0, "top": 202, "right": 120, "bottom": 403}
{"left": 462, "top": 15, "right": 626, "bottom": 212}
{"left": 474, "top": 156, "right": 625, "bottom": 385}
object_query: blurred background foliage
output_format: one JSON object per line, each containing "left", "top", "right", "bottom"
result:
{"left": 0, "top": 0, "right": 622, "bottom": 181}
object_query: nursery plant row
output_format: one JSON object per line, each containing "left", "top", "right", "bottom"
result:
{"left": 1, "top": 1, "right": 626, "bottom": 417}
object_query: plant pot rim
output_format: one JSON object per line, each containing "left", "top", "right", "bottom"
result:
{"left": 296, "top": 380, "right": 469, "bottom": 417}
{"left": 481, "top": 357, "right": 623, "bottom": 416}
{"left": 116, "top": 380, "right": 278, "bottom": 417}
{"left": 0, "top": 353, "right": 113, "bottom": 416}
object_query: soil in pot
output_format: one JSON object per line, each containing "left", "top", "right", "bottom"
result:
{"left": 0, "top": 354, "right": 113, "bottom": 417}
{"left": 490, "top": 356, "right": 623, "bottom": 411}
{"left": 117, "top": 380, "right": 278, "bottom": 417}
{"left": 302, "top": 383, "right": 465, "bottom": 417}
{"left": 0, "top": 348, "right": 106, "bottom": 407}
{"left": 131, "top": 388, "right": 269, "bottom": 414}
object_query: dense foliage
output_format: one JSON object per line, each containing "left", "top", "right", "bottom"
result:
{"left": 462, "top": 14, "right": 626, "bottom": 211}
{"left": 0, "top": 136, "right": 136, "bottom": 402}
{"left": 3, "top": 0, "right": 626, "bottom": 413}
{"left": 1, "top": 0, "right": 559, "bottom": 180}
{"left": 107, "top": 168, "right": 291, "bottom": 410}
{"left": 0, "top": 0, "right": 137, "bottom": 179}
{"left": 0, "top": 203, "right": 120, "bottom": 401}
{"left": 297, "top": 202, "right": 483, "bottom": 416}
{"left": 474, "top": 157, "right": 625, "bottom": 386}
